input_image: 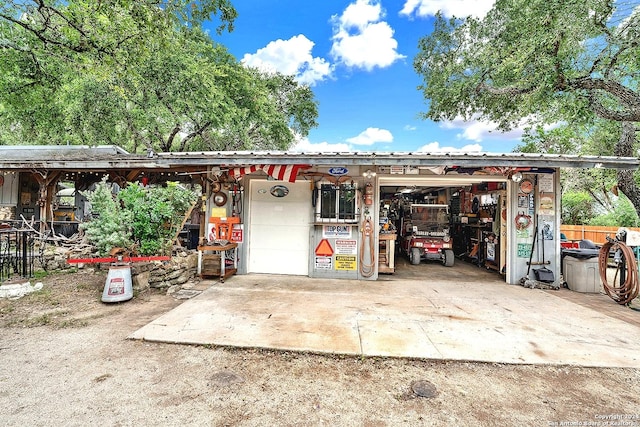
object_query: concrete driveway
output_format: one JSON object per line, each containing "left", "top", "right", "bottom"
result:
{"left": 130, "top": 262, "right": 640, "bottom": 368}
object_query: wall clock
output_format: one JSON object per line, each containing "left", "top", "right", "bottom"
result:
{"left": 519, "top": 179, "right": 534, "bottom": 194}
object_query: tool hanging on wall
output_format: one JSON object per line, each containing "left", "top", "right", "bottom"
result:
{"left": 231, "top": 183, "right": 242, "bottom": 216}
{"left": 364, "top": 182, "right": 373, "bottom": 206}
{"left": 312, "top": 183, "right": 318, "bottom": 207}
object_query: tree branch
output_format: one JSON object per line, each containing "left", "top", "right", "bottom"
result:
{"left": 165, "top": 124, "right": 182, "bottom": 152}
{"left": 568, "top": 77, "right": 640, "bottom": 121}
{"left": 179, "top": 121, "right": 212, "bottom": 151}
{"left": 475, "top": 81, "right": 536, "bottom": 96}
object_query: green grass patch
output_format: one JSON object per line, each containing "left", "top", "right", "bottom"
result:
{"left": 32, "top": 270, "right": 49, "bottom": 280}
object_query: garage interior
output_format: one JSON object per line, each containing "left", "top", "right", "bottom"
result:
{"left": 378, "top": 176, "right": 508, "bottom": 280}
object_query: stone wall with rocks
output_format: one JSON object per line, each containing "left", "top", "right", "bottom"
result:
{"left": 38, "top": 245, "right": 199, "bottom": 294}
{"left": 131, "top": 251, "right": 199, "bottom": 294}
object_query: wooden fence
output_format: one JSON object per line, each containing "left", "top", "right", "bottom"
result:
{"left": 560, "top": 225, "right": 640, "bottom": 245}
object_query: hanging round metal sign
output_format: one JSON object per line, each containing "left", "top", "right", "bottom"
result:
{"left": 213, "top": 192, "right": 227, "bottom": 206}
{"left": 270, "top": 185, "right": 289, "bottom": 198}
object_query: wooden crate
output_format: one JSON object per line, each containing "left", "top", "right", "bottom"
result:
{"left": 201, "top": 254, "right": 221, "bottom": 276}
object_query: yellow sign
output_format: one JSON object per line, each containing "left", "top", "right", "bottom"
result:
{"left": 335, "top": 255, "right": 357, "bottom": 271}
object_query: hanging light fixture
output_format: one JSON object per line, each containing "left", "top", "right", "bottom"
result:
{"left": 362, "top": 169, "right": 376, "bottom": 179}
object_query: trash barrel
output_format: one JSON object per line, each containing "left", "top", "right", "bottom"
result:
{"left": 561, "top": 248, "right": 601, "bottom": 293}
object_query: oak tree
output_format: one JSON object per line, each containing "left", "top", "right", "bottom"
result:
{"left": 414, "top": 0, "right": 640, "bottom": 215}
{"left": 0, "top": 1, "right": 318, "bottom": 152}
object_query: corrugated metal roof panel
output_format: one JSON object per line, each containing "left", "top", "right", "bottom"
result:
{"left": 155, "top": 150, "right": 638, "bottom": 169}
{"left": 0, "top": 146, "right": 637, "bottom": 170}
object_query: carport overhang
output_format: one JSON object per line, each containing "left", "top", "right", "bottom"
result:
{"left": 1, "top": 145, "right": 637, "bottom": 171}
{"left": 0, "top": 147, "right": 638, "bottom": 290}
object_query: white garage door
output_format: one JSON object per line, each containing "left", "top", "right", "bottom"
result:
{"left": 248, "top": 180, "right": 312, "bottom": 275}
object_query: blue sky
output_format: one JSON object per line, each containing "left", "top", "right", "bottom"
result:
{"left": 209, "top": 0, "right": 524, "bottom": 153}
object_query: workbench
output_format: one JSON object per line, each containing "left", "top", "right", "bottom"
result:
{"left": 197, "top": 242, "right": 238, "bottom": 281}
{"left": 378, "top": 233, "right": 396, "bottom": 274}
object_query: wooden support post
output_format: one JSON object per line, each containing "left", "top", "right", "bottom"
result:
{"left": 172, "top": 199, "right": 200, "bottom": 247}
{"left": 126, "top": 169, "right": 142, "bottom": 182}
{"left": 31, "top": 169, "right": 61, "bottom": 234}
{"left": 199, "top": 174, "right": 209, "bottom": 246}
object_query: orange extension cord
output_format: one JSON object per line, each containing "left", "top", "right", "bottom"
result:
{"left": 598, "top": 240, "right": 640, "bottom": 305}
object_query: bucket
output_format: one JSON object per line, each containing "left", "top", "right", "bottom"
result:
{"left": 102, "top": 264, "right": 133, "bottom": 303}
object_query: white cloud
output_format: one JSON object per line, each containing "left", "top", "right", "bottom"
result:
{"left": 241, "top": 34, "right": 332, "bottom": 86}
{"left": 416, "top": 141, "right": 483, "bottom": 153}
{"left": 331, "top": 0, "right": 405, "bottom": 71}
{"left": 290, "top": 138, "right": 352, "bottom": 153}
{"left": 400, "top": 0, "right": 494, "bottom": 19}
{"left": 346, "top": 127, "right": 393, "bottom": 145}
{"left": 404, "top": 124, "right": 417, "bottom": 131}
{"left": 440, "top": 116, "right": 525, "bottom": 142}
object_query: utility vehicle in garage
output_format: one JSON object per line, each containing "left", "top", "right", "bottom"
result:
{"left": 399, "top": 203, "right": 454, "bottom": 267}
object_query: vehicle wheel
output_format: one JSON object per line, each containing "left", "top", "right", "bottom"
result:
{"left": 410, "top": 247, "right": 421, "bottom": 265}
{"left": 444, "top": 250, "right": 455, "bottom": 267}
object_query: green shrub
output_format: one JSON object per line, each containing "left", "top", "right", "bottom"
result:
{"left": 81, "top": 179, "right": 197, "bottom": 255}
{"left": 118, "top": 181, "right": 197, "bottom": 255}
{"left": 561, "top": 191, "right": 593, "bottom": 225}
{"left": 80, "top": 179, "right": 132, "bottom": 255}
{"left": 589, "top": 195, "right": 640, "bottom": 227}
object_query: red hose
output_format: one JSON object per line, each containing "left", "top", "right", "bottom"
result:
{"left": 598, "top": 241, "right": 639, "bottom": 305}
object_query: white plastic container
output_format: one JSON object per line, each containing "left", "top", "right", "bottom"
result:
{"left": 563, "top": 256, "right": 602, "bottom": 293}
{"left": 102, "top": 264, "right": 133, "bottom": 302}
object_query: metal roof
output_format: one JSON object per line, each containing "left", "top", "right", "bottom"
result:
{"left": 0, "top": 146, "right": 637, "bottom": 170}
{"left": 157, "top": 150, "right": 639, "bottom": 169}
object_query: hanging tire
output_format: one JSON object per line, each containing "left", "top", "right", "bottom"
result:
{"left": 410, "top": 247, "right": 421, "bottom": 265}
{"left": 444, "top": 249, "right": 455, "bottom": 267}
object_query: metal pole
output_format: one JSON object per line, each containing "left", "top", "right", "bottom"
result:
{"left": 22, "top": 231, "right": 27, "bottom": 277}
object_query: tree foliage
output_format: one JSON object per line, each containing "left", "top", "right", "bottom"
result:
{"left": 561, "top": 191, "right": 594, "bottom": 225}
{"left": 414, "top": 0, "right": 640, "bottom": 216}
{"left": 589, "top": 194, "right": 640, "bottom": 227}
{"left": 0, "top": 1, "right": 318, "bottom": 152}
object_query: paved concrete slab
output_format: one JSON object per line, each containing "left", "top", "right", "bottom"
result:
{"left": 130, "top": 266, "right": 640, "bottom": 368}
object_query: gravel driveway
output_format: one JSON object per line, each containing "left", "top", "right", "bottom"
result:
{"left": 1, "top": 270, "right": 639, "bottom": 426}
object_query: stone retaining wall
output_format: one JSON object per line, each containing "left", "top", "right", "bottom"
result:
{"left": 39, "top": 246, "right": 199, "bottom": 293}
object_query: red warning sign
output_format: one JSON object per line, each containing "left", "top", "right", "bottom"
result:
{"left": 315, "top": 239, "right": 334, "bottom": 256}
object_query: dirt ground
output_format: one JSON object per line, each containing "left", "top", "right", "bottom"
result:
{"left": 1, "top": 269, "right": 640, "bottom": 427}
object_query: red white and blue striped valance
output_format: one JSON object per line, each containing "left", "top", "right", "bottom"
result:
{"left": 228, "top": 164, "right": 311, "bottom": 183}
